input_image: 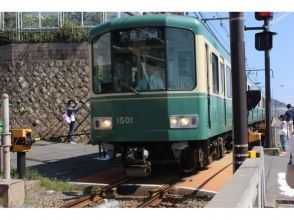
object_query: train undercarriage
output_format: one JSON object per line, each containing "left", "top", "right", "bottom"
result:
{"left": 102, "top": 134, "right": 233, "bottom": 177}
{"left": 102, "top": 120, "right": 264, "bottom": 177}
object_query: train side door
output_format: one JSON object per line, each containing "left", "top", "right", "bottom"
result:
{"left": 205, "top": 44, "right": 211, "bottom": 129}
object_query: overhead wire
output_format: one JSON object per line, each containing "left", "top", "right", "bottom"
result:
{"left": 215, "top": 12, "right": 230, "bottom": 37}
{"left": 196, "top": 12, "right": 219, "bottom": 41}
{"left": 269, "top": 12, "right": 292, "bottom": 27}
{"left": 198, "top": 12, "right": 230, "bottom": 49}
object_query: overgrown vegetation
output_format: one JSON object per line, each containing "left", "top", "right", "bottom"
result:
{"left": 0, "top": 21, "right": 89, "bottom": 45}
{"left": 57, "top": 21, "right": 89, "bottom": 42}
{"left": 0, "top": 169, "right": 77, "bottom": 193}
{"left": 0, "top": 31, "right": 11, "bottom": 45}
{"left": 27, "top": 169, "right": 78, "bottom": 192}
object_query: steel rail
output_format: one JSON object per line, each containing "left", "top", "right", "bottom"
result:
{"left": 138, "top": 176, "right": 183, "bottom": 208}
{"left": 61, "top": 177, "right": 133, "bottom": 208}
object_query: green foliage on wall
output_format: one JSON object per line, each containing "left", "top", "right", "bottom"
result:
{"left": 0, "top": 31, "right": 11, "bottom": 45}
{"left": 57, "top": 21, "right": 88, "bottom": 42}
{"left": 0, "top": 21, "right": 89, "bottom": 44}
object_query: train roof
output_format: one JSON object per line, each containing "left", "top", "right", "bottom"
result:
{"left": 89, "top": 14, "right": 230, "bottom": 60}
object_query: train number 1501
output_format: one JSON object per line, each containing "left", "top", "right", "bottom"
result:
{"left": 116, "top": 116, "right": 133, "bottom": 125}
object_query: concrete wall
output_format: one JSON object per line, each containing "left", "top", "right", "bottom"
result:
{"left": 0, "top": 43, "right": 91, "bottom": 143}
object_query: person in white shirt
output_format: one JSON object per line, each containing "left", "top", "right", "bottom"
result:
{"left": 66, "top": 100, "right": 79, "bottom": 144}
{"left": 278, "top": 114, "right": 288, "bottom": 152}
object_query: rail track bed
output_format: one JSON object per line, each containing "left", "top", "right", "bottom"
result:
{"left": 93, "top": 193, "right": 211, "bottom": 208}
{"left": 61, "top": 175, "right": 213, "bottom": 208}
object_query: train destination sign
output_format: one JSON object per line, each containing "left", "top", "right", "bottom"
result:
{"left": 120, "top": 28, "right": 160, "bottom": 42}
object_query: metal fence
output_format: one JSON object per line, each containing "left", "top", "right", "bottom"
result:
{"left": 0, "top": 12, "right": 142, "bottom": 31}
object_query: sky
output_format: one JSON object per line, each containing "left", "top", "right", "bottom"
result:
{"left": 246, "top": 12, "right": 294, "bottom": 105}
{"left": 195, "top": 12, "right": 294, "bottom": 105}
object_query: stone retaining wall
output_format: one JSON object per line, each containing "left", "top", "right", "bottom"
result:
{"left": 0, "top": 43, "right": 91, "bottom": 143}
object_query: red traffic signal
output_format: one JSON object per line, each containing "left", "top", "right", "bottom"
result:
{"left": 255, "top": 12, "right": 273, "bottom": 21}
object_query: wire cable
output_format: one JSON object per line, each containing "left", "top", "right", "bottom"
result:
{"left": 216, "top": 12, "right": 230, "bottom": 37}
{"left": 199, "top": 12, "right": 230, "bottom": 49}
{"left": 269, "top": 12, "right": 292, "bottom": 27}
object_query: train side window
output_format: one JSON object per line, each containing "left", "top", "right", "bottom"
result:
{"left": 212, "top": 53, "right": 219, "bottom": 94}
{"left": 220, "top": 59, "right": 225, "bottom": 94}
{"left": 226, "top": 65, "right": 232, "bottom": 98}
{"left": 205, "top": 44, "right": 210, "bottom": 93}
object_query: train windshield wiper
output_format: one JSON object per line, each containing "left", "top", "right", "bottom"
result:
{"left": 120, "top": 80, "right": 141, "bottom": 95}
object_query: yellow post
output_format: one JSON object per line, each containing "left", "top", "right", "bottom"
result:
{"left": 248, "top": 151, "right": 257, "bottom": 158}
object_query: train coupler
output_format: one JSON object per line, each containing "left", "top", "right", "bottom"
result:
{"left": 124, "top": 162, "right": 151, "bottom": 177}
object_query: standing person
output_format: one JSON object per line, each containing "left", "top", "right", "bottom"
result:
{"left": 285, "top": 104, "right": 294, "bottom": 139}
{"left": 278, "top": 115, "right": 288, "bottom": 152}
{"left": 67, "top": 100, "right": 79, "bottom": 144}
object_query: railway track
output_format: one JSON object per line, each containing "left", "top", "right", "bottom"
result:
{"left": 61, "top": 175, "right": 184, "bottom": 208}
{"left": 138, "top": 176, "right": 183, "bottom": 208}
{"left": 61, "top": 177, "right": 133, "bottom": 208}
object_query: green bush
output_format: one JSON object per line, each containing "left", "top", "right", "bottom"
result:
{"left": 57, "top": 21, "right": 88, "bottom": 42}
{"left": 20, "top": 30, "right": 58, "bottom": 43}
{"left": 0, "top": 31, "right": 11, "bottom": 45}
{"left": 0, "top": 22, "right": 89, "bottom": 45}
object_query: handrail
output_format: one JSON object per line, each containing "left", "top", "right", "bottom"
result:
{"left": 206, "top": 146, "right": 265, "bottom": 208}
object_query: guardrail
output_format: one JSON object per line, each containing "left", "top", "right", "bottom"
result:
{"left": 206, "top": 146, "right": 265, "bottom": 208}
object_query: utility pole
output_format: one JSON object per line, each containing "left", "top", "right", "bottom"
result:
{"left": 264, "top": 18, "right": 272, "bottom": 148}
{"left": 229, "top": 12, "right": 248, "bottom": 172}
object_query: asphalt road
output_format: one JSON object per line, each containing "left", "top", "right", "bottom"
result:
{"left": 9, "top": 141, "right": 114, "bottom": 180}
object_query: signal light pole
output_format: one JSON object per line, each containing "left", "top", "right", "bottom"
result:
{"left": 254, "top": 12, "right": 275, "bottom": 148}
{"left": 246, "top": 12, "right": 276, "bottom": 148}
{"left": 229, "top": 12, "right": 248, "bottom": 172}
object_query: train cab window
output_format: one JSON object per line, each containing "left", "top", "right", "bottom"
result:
{"left": 166, "top": 28, "right": 195, "bottom": 90}
{"left": 92, "top": 33, "right": 111, "bottom": 93}
{"left": 226, "top": 65, "right": 232, "bottom": 98}
{"left": 92, "top": 26, "right": 196, "bottom": 94}
{"left": 212, "top": 53, "right": 219, "bottom": 94}
{"left": 112, "top": 27, "right": 166, "bottom": 92}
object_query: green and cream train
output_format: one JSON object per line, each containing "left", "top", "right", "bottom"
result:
{"left": 89, "top": 14, "right": 265, "bottom": 177}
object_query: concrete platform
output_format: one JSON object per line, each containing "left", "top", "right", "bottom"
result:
{"left": 264, "top": 135, "right": 294, "bottom": 208}
{"left": 0, "top": 179, "right": 24, "bottom": 207}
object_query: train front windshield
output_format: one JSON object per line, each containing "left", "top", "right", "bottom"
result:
{"left": 92, "top": 27, "right": 196, "bottom": 94}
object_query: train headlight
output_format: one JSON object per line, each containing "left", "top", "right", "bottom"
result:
{"left": 93, "top": 117, "right": 113, "bottom": 130}
{"left": 178, "top": 118, "right": 190, "bottom": 126}
{"left": 169, "top": 117, "right": 178, "bottom": 127}
{"left": 169, "top": 115, "right": 199, "bottom": 129}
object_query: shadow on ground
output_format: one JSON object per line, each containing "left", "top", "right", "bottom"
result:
{"left": 27, "top": 153, "right": 114, "bottom": 181}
